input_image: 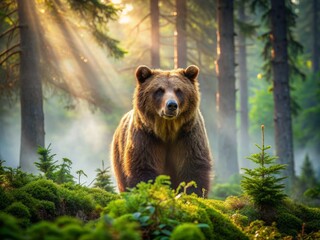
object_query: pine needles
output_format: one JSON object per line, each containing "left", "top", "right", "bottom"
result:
{"left": 241, "top": 125, "right": 287, "bottom": 209}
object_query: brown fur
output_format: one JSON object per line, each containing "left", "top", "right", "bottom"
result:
{"left": 111, "top": 65, "right": 212, "bottom": 197}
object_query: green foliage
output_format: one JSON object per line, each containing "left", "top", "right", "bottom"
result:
{"left": 54, "top": 158, "right": 75, "bottom": 184}
{"left": 85, "top": 187, "right": 119, "bottom": 207}
{"left": 1, "top": 172, "right": 320, "bottom": 239}
{"left": 304, "top": 186, "right": 320, "bottom": 200}
{"left": 21, "top": 179, "right": 60, "bottom": 206}
{"left": 210, "top": 175, "right": 242, "bottom": 200}
{"left": 35, "top": 144, "right": 58, "bottom": 180}
{"left": 300, "top": 154, "right": 318, "bottom": 189}
{"left": 241, "top": 125, "right": 287, "bottom": 211}
{"left": 26, "top": 221, "right": 62, "bottom": 240}
{"left": 58, "top": 186, "right": 95, "bottom": 218}
{"left": 0, "top": 186, "right": 11, "bottom": 209}
{"left": 33, "top": 145, "right": 90, "bottom": 186}
{"left": 244, "top": 220, "right": 282, "bottom": 240}
{"left": 171, "top": 223, "right": 205, "bottom": 240}
{"left": 293, "top": 154, "right": 320, "bottom": 205}
{"left": 0, "top": 213, "right": 23, "bottom": 240}
{"left": 66, "top": 0, "right": 126, "bottom": 59}
{"left": 275, "top": 211, "right": 302, "bottom": 236}
{"left": 93, "top": 160, "right": 115, "bottom": 193}
{"left": 75, "top": 170, "right": 88, "bottom": 185}
{"left": 0, "top": 160, "right": 35, "bottom": 188}
{"left": 4, "top": 202, "right": 31, "bottom": 225}
{"left": 251, "top": 0, "right": 305, "bottom": 82}
{"left": 104, "top": 176, "right": 248, "bottom": 240}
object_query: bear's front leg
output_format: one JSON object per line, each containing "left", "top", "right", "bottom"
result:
{"left": 177, "top": 124, "right": 212, "bottom": 197}
{"left": 124, "top": 130, "right": 165, "bottom": 190}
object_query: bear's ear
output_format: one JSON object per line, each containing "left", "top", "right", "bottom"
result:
{"left": 184, "top": 65, "right": 199, "bottom": 83}
{"left": 136, "top": 65, "right": 153, "bottom": 84}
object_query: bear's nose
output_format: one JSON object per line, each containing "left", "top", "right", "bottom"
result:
{"left": 166, "top": 100, "right": 178, "bottom": 111}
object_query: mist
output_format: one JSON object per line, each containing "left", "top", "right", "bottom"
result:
{"left": 0, "top": 0, "right": 318, "bottom": 187}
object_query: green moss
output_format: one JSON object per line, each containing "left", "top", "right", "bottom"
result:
{"left": 103, "top": 176, "right": 248, "bottom": 240}
{"left": 0, "top": 213, "right": 22, "bottom": 240}
{"left": 61, "top": 224, "right": 89, "bottom": 240}
{"left": 58, "top": 187, "right": 95, "bottom": 218}
{"left": 21, "top": 179, "right": 60, "bottom": 205}
{"left": 0, "top": 187, "right": 11, "bottom": 210}
{"left": 276, "top": 212, "right": 302, "bottom": 236}
{"left": 230, "top": 212, "right": 249, "bottom": 228}
{"left": 9, "top": 188, "right": 56, "bottom": 222}
{"left": 104, "top": 199, "right": 128, "bottom": 218}
{"left": 5, "top": 202, "right": 31, "bottom": 226}
{"left": 55, "top": 216, "right": 83, "bottom": 228}
{"left": 244, "top": 220, "right": 282, "bottom": 239}
{"left": 5, "top": 202, "right": 29, "bottom": 217}
{"left": 186, "top": 197, "right": 249, "bottom": 240}
{"left": 85, "top": 188, "right": 119, "bottom": 207}
{"left": 171, "top": 223, "right": 205, "bottom": 240}
{"left": 113, "top": 214, "right": 141, "bottom": 240}
{"left": 36, "top": 200, "right": 56, "bottom": 220}
{"left": 26, "top": 221, "right": 62, "bottom": 240}
{"left": 276, "top": 199, "right": 320, "bottom": 234}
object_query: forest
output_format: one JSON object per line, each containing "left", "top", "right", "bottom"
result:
{"left": 0, "top": 0, "right": 320, "bottom": 239}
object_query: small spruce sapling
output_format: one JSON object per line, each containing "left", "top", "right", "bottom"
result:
{"left": 55, "top": 158, "right": 75, "bottom": 184}
{"left": 94, "top": 160, "right": 115, "bottom": 192}
{"left": 34, "top": 144, "right": 58, "bottom": 180}
{"left": 241, "top": 125, "right": 287, "bottom": 212}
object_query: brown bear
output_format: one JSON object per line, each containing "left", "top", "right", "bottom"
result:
{"left": 111, "top": 65, "right": 212, "bottom": 197}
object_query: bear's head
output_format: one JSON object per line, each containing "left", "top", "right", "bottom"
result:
{"left": 133, "top": 65, "right": 200, "bottom": 133}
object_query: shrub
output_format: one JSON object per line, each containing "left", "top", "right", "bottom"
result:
{"left": 0, "top": 187, "right": 11, "bottom": 210}
{"left": 21, "top": 179, "right": 60, "bottom": 205}
{"left": 276, "top": 212, "right": 302, "bottom": 236}
{"left": 84, "top": 188, "right": 119, "bottom": 207}
{"left": 171, "top": 223, "right": 205, "bottom": 240}
{"left": 244, "top": 220, "right": 282, "bottom": 240}
{"left": 5, "top": 202, "right": 31, "bottom": 226}
{"left": 104, "top": 176, "right": 248, "bottom": 240}
{"left": 26, "top": 221, "right": 62, "bottom": 240}
{"left": 58, "top": 187, "right": 95, "bottom": 219}
{"left": 0, "top": 213, "right": 22, "bottom": 240}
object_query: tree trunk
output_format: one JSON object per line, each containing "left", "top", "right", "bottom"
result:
{"left": 216, "top": 0, "right": 238, "bottom": 181}
{"left": 175, "top": 0, "right": 187, "bottom": 68}
{"left": 238, "top": 1, "right": 249, "bottom": 164}
{"left": 150, "top": 0, "right": 160, "bottom": 68}
{"left": 312, "top": 0, "right": 319, "bottom": 74}
{"left": 270, "top": 0, "right": 295, "bottom": 191}
{"left": 17, "top": 0, "right": 45, "bottom": 172}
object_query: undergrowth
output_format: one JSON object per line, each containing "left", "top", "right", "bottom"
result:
{"left": 0, "top": 143, "right": 320, "bottom": 239}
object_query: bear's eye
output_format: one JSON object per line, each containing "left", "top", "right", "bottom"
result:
{"left": 154, "top": 88, "right": 165, "bottom": 98}
{"left": 175, "top": 88, "right": 183, "bottom": 101}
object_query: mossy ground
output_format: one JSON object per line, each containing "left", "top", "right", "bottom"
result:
{"left": 0, "top": 176, "right": 320, "bottom": 239}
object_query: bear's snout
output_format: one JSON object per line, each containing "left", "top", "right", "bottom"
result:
{"left": 161, "top": 99, "right": 179, "bottom": 119}
{"left": 166, "top": 99, "right": 178, "bottom": 111}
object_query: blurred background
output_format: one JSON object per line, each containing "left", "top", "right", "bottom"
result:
{"left": 0, "top": 0, "right": 319, "bottom": 196}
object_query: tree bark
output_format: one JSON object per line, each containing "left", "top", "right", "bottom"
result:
{"left": 175, "top": 0, "right": 187, "bottom": 68}
{"left": 150, "top": 0, "right": 160, "bottom": 68}
{"left": 238, "top": 1, "right": 249, "bottom": 163}
{"left": 270, "top": 0, "right": 295, "bottom": 191}
{"left": 216, "top": 0, "right": 238, "bottom": 181}
{"left": 17, "top": 0, "right": 45, "bottom": 172}
{"left": 312, "top": 0, "right": 319, "bottom": 74}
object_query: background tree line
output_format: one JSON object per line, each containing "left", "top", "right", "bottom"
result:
{"left": 0, "top": 0, "right": 319, "bottom": 197}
